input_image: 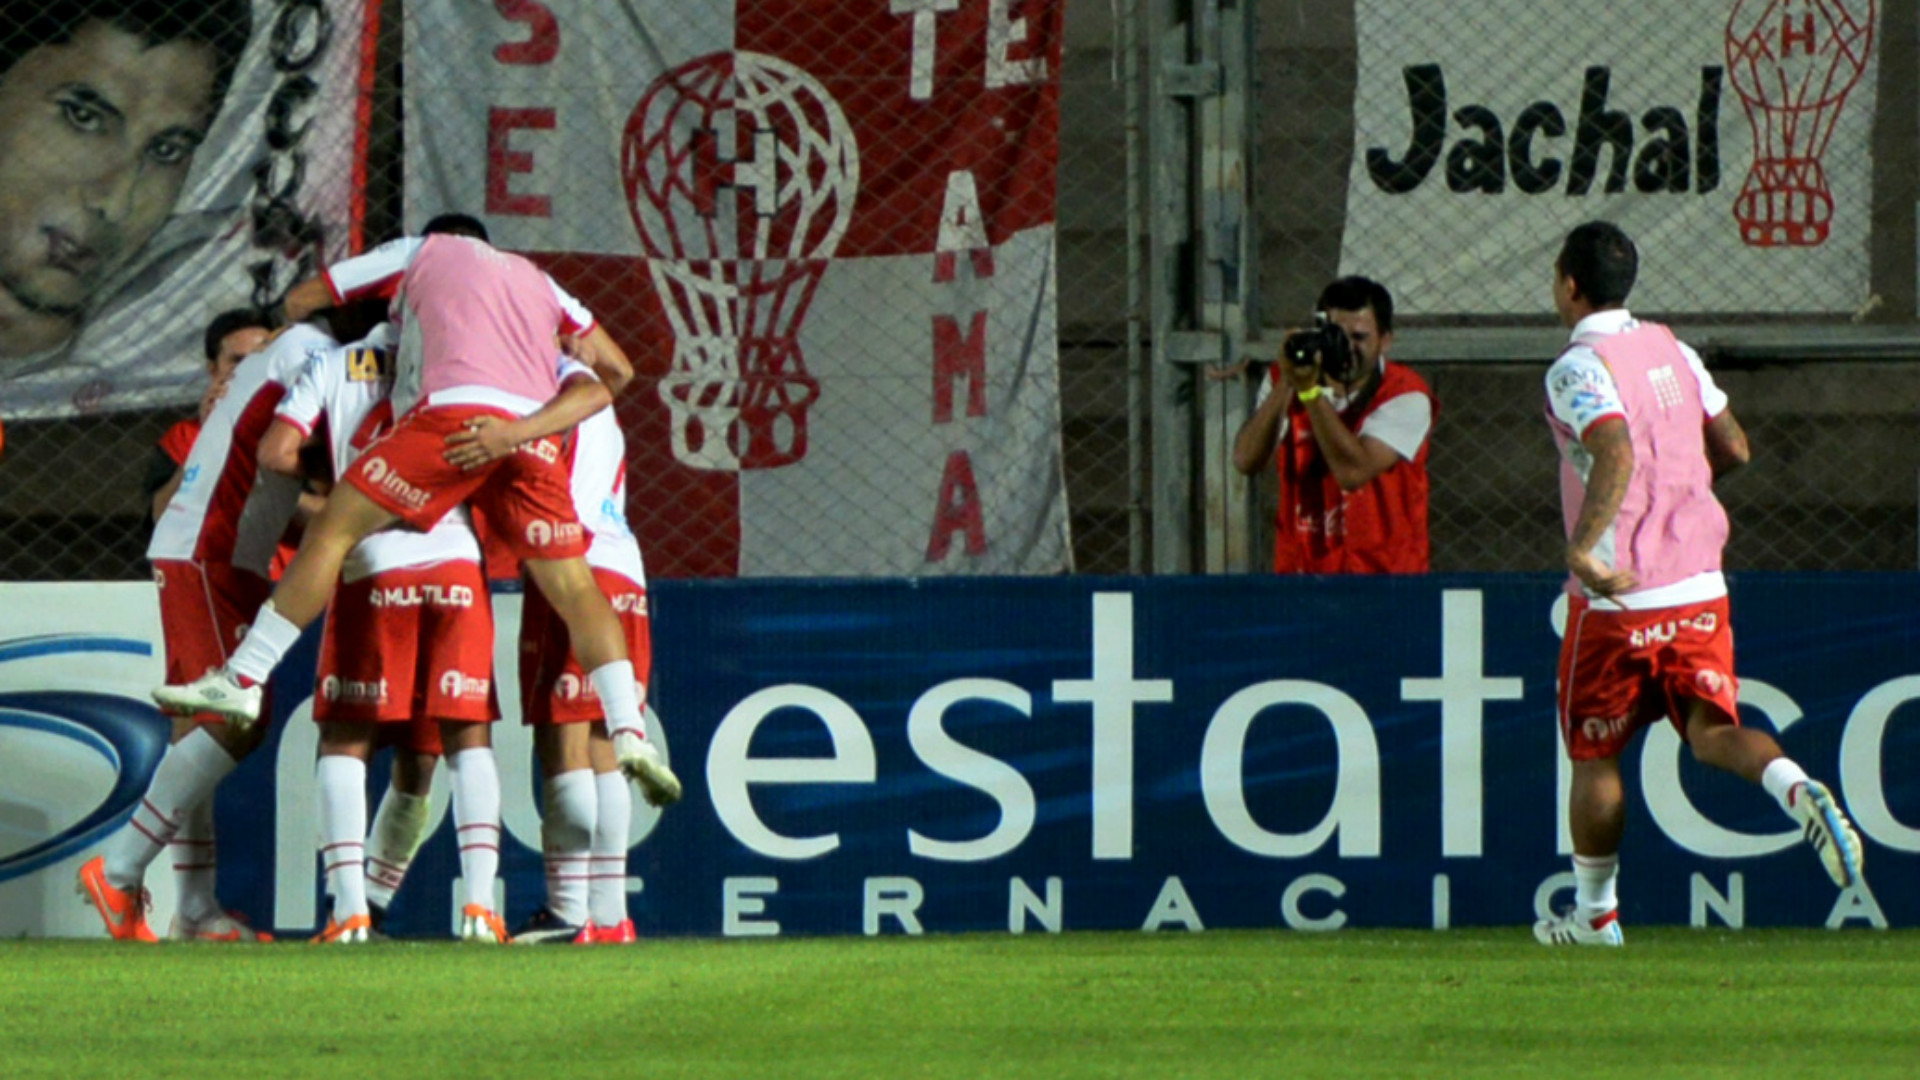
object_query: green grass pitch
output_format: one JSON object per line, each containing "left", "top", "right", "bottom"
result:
{"left": 3, "top": 929, "right": 1915, "bottom": 1079}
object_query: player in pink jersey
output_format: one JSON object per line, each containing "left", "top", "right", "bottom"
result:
{"left": 154, "top": 215, "right": 681, "bottom": 809}
{"left": 79, "top": 319, "right": 337, "bottom": 944}
{"left": 512, "top": 369, "right": 653, "bottom": 945}
{"left": 262, "top": 325, "right": 511, "bottom": 943}
{"left": 1535, "top": 221, "right": 1864, "bottom": 948}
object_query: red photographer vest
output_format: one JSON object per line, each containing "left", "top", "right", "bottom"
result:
{"left": 1271, "top": 361, "right": 1433, "bottom": 574}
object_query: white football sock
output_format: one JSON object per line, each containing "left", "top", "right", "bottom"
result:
{"left": 104, "top": 727, "right": 238, "bottom": 890}
{"left": 364, "top": 785, "right": 433, "bottom": 909}
{"left": 226, "top": 600, "right": 303, "bottom": 685}
{"left": 1761, "top": 757, "right": 1813, "bottom": 815}
{"left": 449, "top": 748, "right": 502, "bottom": 910}
{"left": 316, "top": 755, "right": 370, "bottom": 921}
{"left": 588, "top": 662, "right": 645, "bottom": 736}
{"left": 590, "top": 769, "right": 633, "bottom": 928}
{"left": 170, "top": 799, "right": 221, "bottom": 923}
{"left": 1573, "top": 853, "right": 1620, "bottom": 918}
{"left": 541, "top": 769, "right": 596, "bottom": 925}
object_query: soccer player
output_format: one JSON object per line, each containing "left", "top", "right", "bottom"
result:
{"left": 146, "top": 309, "right": 272, "bottom": 524}
{"left": 512, "top": 374, "right": 652, "bottom": 945}
{"left": 1536, "top": 221, "right": 1865, "bottom": 947}
{"left": 154, "top": 215, "right": 682, "bottom": 808}
{"left": 80, "top": 319, "right": 337, "bottom": 943}
{"left": 261, "top": 324, "right": 516, "bottom": 943}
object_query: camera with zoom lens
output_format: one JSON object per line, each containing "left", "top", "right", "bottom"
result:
{"left": 1282, "top": 313, "right": 1358, "bottom": 384}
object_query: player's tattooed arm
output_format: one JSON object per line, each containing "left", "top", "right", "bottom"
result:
{"left": 1704, "top": 408, "right": 1751, "bottom": 480}
{"left": 1566, "top": 416, "right": 1637, "bottom": 597}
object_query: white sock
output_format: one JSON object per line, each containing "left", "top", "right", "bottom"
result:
{"left": 364, "top": 786, "right": 433, "bottom": 909}
{"left": 449, "top": 748, "right": 502, "bottom": 911}
{"left": 590, "top": 769, "right": 632, "bottom": 928}
{"left": 541, "top": 769, "right": 596, "bottom": 925}
{"left": 104, "top": 728, "right": 238, "bottom": 890}
{"left": 316, "top": 756, "right": 369, "bottom": 921}
{"left": 1573, "top": 853, "right": 1620, "bottom": 918}
{"left": 1761, "top": 757, "right": 1813, "bottom": 815}
{"left": 588, "top": 661, "right": 645, "bottom": 736}
{"left": 226, "top": 600, "right": 303, "bottom": 685}
{"left": 170, "top": 799, "right": 220, "bottom": 923}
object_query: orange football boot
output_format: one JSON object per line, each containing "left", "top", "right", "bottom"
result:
{"left": 77, "top": 856, "right": 158, "bottom": 943}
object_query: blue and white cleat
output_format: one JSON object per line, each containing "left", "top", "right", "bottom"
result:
{"left": 1533, "top": 907, "right": 1623, "bottom": 947}
{"left": 1791, "top": 780, "right": 1865, "bottom": 889}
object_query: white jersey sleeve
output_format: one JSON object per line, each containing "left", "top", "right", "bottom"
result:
{"left": 324, "top": 237, "right": 424, "bottom": 303}
{"left": 1356, "top": 393, "right": 1432, "bottom": 462}
{"left": 1680, "top": 340, "right": 1730, "bottom": 417}
{"left": 1546, "top": 347, "right": 1627, "bottom": 438}
{"left": 548, "top": 276, "right": 596, "bottom": 337}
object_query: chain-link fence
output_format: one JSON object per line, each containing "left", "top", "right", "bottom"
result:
{"left": 1, "top": 0, "right": 1915, "bottom": 581}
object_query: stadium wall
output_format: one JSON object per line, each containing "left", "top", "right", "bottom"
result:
{"left": 2, "top": 576, "right": 1914, "bottom": 938}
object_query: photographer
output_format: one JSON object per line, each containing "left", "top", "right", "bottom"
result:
{"left": 1232, "top": 276, "right": 1434, "bottom": 573}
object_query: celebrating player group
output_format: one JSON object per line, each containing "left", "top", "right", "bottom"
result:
{"left": 82, "top": 214, "right": 680, "bottom": 945}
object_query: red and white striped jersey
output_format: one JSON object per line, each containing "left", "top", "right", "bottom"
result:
{"left": 559, "top": 362, "right": 645, "bottom": 585}
{"left": 148, "top": 324, "right": 336, "bottom": 576}
{"left": 274, "top": 326, "right": 482, "bottom": 583}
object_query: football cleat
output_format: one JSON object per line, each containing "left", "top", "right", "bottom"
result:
{"left": 510, "top": 907, "right": 589, "bottom": 945}
{"left": 1791, "top": 780, "right": 1865, "bottom": 889}
{"left": 613, "top": 730, "right": 682, "bottom": 808}
{"left": 152, "top": 668, "right": 262, "bottom": 728}
{"left": 1533, "top": 907, "right": 1623, "bottom": 947}
{"left": 311, "top": 914, "right": 372, "bottom": 944}
{"left": 171, "top": 909, "right": 273, "bottom": 943}
{"left": 460, "top": 904, "right": 509, "bottom": 944}
{"left": 77, "top": 856, "right": 157, "bottom": 943}
{"left": 593, "top": 918, "right": 637, "bottom": 945}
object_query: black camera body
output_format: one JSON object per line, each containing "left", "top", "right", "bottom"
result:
{"left": 1282, "top": 313, "right": 1358, "bottom": 384}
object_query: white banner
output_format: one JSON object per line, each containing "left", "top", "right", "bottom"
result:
{"left": 0, "top": 0, "right": 369, "bottom": 418}
{"left": 1339, "top": 0, "right": 1879, "bottom": 315}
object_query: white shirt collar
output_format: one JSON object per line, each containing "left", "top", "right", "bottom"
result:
{"left": 1569, "top": 308, "right": 1636, "bottom": 343}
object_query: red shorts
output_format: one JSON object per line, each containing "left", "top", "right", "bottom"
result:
{"left": 314, "top": 562, "right": 498, "bottom": 724}
{"left": 519, "top": 568, "right": 651, "bottom": 726}
{"left": 346, "top": 404, "right": 588, "bottom": 562}
{"left": 1557, "top": 595, "right": 1740, "bottom": 760}
{"left": 153, "top": 559, "right": 272, "bottom": 705}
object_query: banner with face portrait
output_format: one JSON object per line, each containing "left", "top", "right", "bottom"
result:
{"left": 401, "top": 0, "right": 1071, "bottom": 577}
{"left": 0, "top": 0, "right": 372, "bottom": 418}
{"left": 1338, "top": 0, "right": 1879, "bottom": 315}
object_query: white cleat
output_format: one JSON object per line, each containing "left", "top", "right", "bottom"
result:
{"left": 1791, "top": 780, "right": 1865, "bottom": 889}
{"left": 613, "top": 729, "right": 682, "bottom": 808}
{"left": 1534, "top": 907, "right": 1624, "bottom": 947}
{"left": 152, "top": 668, "right": 262, "bottom": 727}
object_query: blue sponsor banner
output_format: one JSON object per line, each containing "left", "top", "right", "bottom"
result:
{"left": 10, "top": 575, "right": 1913, "bottom": 937}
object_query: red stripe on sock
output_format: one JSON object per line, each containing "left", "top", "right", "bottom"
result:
{"left": 130, "top": 818, "right": 169, "bottom": 847}
{"left": 320, "top": 842, "right": 365, "bottom": 854}
{"left": 459, "top": 844, "right": 501, "bottom": 854}
{"left": 140, "top": 799, "right": 179, "bottom": 830}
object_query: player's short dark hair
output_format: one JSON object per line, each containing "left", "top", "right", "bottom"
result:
{"left": 202, "top": 308, "right": 271, "bottom": 362}
{"left": 1317, "top": 275, "right": 1394, "bottom": 333}
{"left": 1557, "top": 221, "right": 1638, "bottom": 307}
{"left": 422, "top": 213, "right": 491, "bottom": 243}
{"left": 2, "top": 1, "right": 254, "bottom": 116}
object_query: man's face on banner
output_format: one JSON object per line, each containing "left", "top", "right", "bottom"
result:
{"left": 0, "top": 21, "right": 217, "bottom": 359}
